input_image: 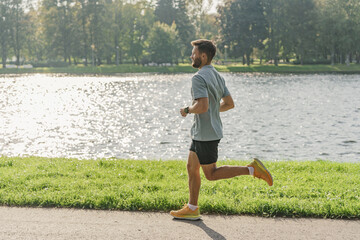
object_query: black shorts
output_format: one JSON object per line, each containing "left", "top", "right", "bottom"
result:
{"left": 189, "top": 139, "right": 220, "bottom": 165}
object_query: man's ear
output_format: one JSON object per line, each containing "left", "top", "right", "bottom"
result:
{"left": 201, "top": 52, "right": 208, "bottom": 62}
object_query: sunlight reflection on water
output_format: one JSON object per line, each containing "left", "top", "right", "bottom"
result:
{"left": 0, "top": 73, "right": 359, "bottom": 162}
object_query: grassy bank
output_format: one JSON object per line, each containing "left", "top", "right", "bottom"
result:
{"left": 1, "top": 63, "right": 360, "bottom": 75}
{"left": 1, "top": 157, "right": 359, "bottom": 219}
{"left": 0, "top": 64, "right": 196, "bottom": 75}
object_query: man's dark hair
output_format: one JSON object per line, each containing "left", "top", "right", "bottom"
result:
{"left": 191, "top": 39, "right": 216, "bottom": 62}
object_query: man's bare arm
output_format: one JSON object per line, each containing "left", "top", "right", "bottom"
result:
{"left": 180, "top": 97, "right": 208, "bottom": 117}
{"left": 220, "top": 95, "right": 235, "bottom": 112}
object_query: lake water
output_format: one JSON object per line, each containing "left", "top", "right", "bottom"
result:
{"left": 0, "top": 73, "right": 359, "bottom": 162}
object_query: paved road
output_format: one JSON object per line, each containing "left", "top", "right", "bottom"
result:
{"left": 0, "top": 207, "right": 359, "bottom": 240}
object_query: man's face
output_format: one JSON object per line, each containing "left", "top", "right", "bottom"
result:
{"left": 191, "top": 47, "right": 202, "bottom": 69}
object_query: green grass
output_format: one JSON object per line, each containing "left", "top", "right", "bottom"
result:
{"left": 0, "top": 157, "right": 359, "bottom": 219}
{"left": 214, "top": 63, "right": 360, "bottom": 73}
{"left": 1, "top": 63, "right": 360, "bottom": 74}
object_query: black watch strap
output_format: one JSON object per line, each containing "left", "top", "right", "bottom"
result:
{"left": 185, "top": 107, "right": 190, "bottom": 114}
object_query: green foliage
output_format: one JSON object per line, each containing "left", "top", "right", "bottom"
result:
{"left": 147, "top": 22, "right": 180, "bottom": 64}
{"left": 218, "top": 0, "right": 360, "bottom": 65}
{"left": 155, "top": 0, "right": 195, "bottom": 61}
{"left": 0, "top": 157, "right": 359, "bottom": 218}
{"left": 316, "top": 0, "right": 360, "bottom": 64}
{"left": 0, "top": 0, "right": 27, "bottom": 66}
{"left": 154, "top": 0, "right": 177, "bottom": 26}
{"left": 0, "top": 0, "right": 12, "bottom": 67}
{"left": 2, "top": 0, "right": 360, "bottom": 67}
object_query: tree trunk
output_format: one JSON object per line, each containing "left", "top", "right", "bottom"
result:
{"left": 119, "top": 49, "right": 123, "bottom": 64}
{"left": 273, "top": 40, "right": 278, "bottom": 66}
{"left": 1, "top": 40, "right": 6, "bottom": 68}
{"left": 246, "top": 52, "right": 251, "bottom": 66}
{"left": 331, "top": 48, "right": 335, "bottom": 65}
{"left": 15, "top": 3, "right": 20, "bottom": 66}
{"left": 15, "top": 50, "right": 20, "bottom": 66}
{"left": 81, "top": 1, "right": 88, "bottom": 66}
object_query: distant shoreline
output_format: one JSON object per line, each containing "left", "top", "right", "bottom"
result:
{"left": 1, "top": 63, "right": 360, "bottom": 75}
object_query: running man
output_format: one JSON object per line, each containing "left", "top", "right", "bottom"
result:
{"left": 170, "top": 39, "right": 273, "bottom": 220}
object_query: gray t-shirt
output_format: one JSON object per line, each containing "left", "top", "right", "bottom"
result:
{"left": 190, "top": 65, "right": 230, "bottom": 141}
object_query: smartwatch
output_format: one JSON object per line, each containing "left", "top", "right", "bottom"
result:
{"left": 184, "top": 106, "right": 190, "bottom": 114}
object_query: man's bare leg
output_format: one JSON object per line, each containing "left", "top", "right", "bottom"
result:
{"left": 201, "top": 163, "right": 250, "bottom": 181}
{"left": 187, "top": 151, "right": 201, "bottom": 206}
{"left": 169, "top": 151, "right": 202, "bottom": 219}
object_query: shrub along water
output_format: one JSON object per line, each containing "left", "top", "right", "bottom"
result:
{"left": 0, "top": 157, "right": 359, "bottom": 219}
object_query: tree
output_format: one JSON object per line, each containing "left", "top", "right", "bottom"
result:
{"left": 0, "top": 0, "right": 11, "bottom": 68}
{"left": 188, "top": 0, "right": 214, "bottom": 37}
{"left": 284, "top": 0, "right": 318, "bottom": 65}
{"left": 337, "top": 0, "right": 360, "bottom": 64}
{"left": 74, "top": 0, "right": 91, "bottom": 66}
{"left": 174, "top": 0, "right": 195, "bottom": 62}
{"left": 154, "top": 0, "right": 176, "bottom": 25}
{"left": 8, "top": 0, "right": 27, "bottom": 66}
{"left": 40, "top": 0, "right": 75, "bottom": 63}
{"left": 147, "top": 22, "right": 180, "bottom": 64}
{"left": 88, "top": 0, "right": 106, "bottom": 65}
{"left": 218, "top": 0, "right": 267, "bottom": 65}
{"left": 23, "top": 6, "right": 46, "bottom": 63}
{"left": 316, "top": 0, "right": 360, "bottom": 65}
{"left": 121, "top": 2, "right": 154, "bottom": 65}
{"left": 197, "top": 13, "right": 218, "bottom": 40}
{"left": 103, "top": 0, "right": 124, "bottom": 65}
{"left": 317, "top": 0, "right": 343, "bottom": 64}
{"left": 262, "top": 0, "right": 286, "bottom": 65}
{"left": 154, "top": 0, "right": 195, "bottom": 62}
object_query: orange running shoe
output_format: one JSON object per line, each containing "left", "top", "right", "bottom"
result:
{"left": 170, "top": 204, "right": 201, "bottom": 220}
{"left": 247, "top": 158, "right": 273, "bottom": 186}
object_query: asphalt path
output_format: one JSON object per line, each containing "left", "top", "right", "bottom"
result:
{"left": 1, "top": 207, "right": 359, "bottom": 240}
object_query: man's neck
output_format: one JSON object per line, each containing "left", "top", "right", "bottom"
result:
{"left": 199, "top": 63, "right": 211, "bottom": 70}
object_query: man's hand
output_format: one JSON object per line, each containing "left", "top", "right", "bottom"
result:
{"left": 180, "top": 107, "right": 188, "bottom": 117}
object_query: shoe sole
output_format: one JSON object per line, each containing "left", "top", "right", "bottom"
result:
{"left": 254, "top": 158, "right": 273, "bottom": 186}
{"left": 172, "top": 216, "right": 202, "bottom": 221}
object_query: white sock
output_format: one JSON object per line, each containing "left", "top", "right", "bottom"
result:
{"left": 188, "top": 203, "right": 198, "bottom": 211}
{"left": 248, "top": 167, "right": 254, "bottom": 176}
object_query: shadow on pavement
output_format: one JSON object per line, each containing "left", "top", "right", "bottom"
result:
{"left": 173, "top": 218, "right": 226, "bottom": 240}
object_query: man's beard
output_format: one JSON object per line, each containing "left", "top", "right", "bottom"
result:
{"left": 192, "top": 57, "right": 202, "bottom": 68}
